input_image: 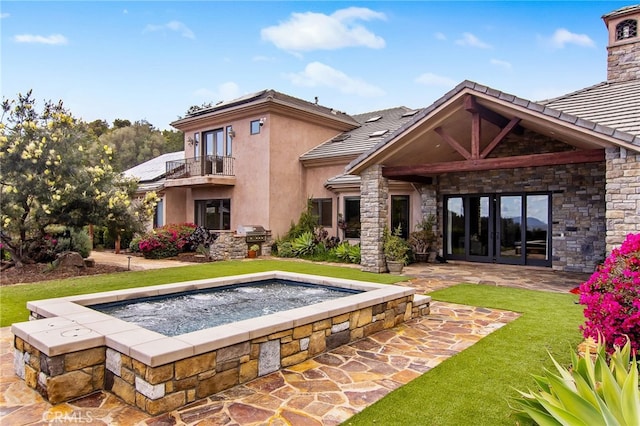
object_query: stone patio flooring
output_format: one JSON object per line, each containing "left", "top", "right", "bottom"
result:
{"left": 0, "top": 261, "right": 589, "bottom": 425}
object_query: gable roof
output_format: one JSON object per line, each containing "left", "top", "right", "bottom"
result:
{"left": 300, "top": 106, "right": 418, "bottom": 162}
{"left": 123, "top": 151, "right": 185, "bottom": 183}
{"left": 171, "top": 89, "right": 359, "bottom": 128}
{"left": 539, "top": 79, "right": 640, "bottom": 136}
{"left": 346, "top": 80, "right": 640, "bottom": 175}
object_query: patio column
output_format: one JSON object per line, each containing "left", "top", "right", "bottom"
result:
{"left": 360, "top": 165, "right": 388, "bottom": 273}
{"left": 605, "top": 146, "right": 640, "bottom": 252}
{"left": 419, "top": 184, "right": 439, "bottom": 252}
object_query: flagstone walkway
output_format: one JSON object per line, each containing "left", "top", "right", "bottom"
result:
{"left": 0, "top": 260, "right": 588, "bottom": 425}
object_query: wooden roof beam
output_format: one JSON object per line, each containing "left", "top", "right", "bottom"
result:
{"left": 434, "top": 126, "right": 472, "bottom": 160}
{"left": 480, "top": 117, "right": 522, "bottom": 158}
{"left": 382, "top": 149, "right": 604, "bottom": 177}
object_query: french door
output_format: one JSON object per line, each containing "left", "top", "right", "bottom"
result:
{"left": 444, "top": 193, "right": 551, "bottom": 266}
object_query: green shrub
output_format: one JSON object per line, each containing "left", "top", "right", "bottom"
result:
{"left": 276, "top": 241, "right": 295, "bottom": 258}
{"left": 511, "top": 337, "right": 640, "bottom": 425}
{"left": 334, "top": 242, "right": 361, "bottom": 264}
{"left": 291, "top": 232, "right": 315, "bottom": 257}
{"left": 137, "top": 223, "right": 197, "bottom": 259}
{"left": 383, "top": 225, "right": 410, "bottom": 264}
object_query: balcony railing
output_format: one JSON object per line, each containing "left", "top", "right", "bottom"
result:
{"left": 166, "top": 155, "right": 235, "bottom": 180}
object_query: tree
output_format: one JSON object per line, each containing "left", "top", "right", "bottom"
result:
{"left": 0, "top": 90, "right": 156, "bottom": 268}
{"left": 87, "top": 119, "right": 109, "bottom": 138}
{"left": 99, "top": 121, "right": 166, "bottom": 171}
{"left": 112, "top": 118, "right": 131, "bottom": 129}
{"left": 162, "top": 129, "right": 184, "bottom": 153}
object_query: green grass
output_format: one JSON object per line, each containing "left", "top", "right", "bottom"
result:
{"left": 0, "top": 260, "right": 406, "bottom": 327}
{"left": 345, "top": 284, "right": 584, "bottom": 426}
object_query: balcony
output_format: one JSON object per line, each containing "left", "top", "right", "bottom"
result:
{"left": 165, "top": 155, "right": 235, "bottom": 187}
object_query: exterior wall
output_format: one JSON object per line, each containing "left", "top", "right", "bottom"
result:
{"left": 163, "top": 187, "right": 188, "bottom": 224}
{"left": 303, "top": 163, "right": 346, "bottom": 238}
{"left": 268, "top": 115, "right": 343, "bottom": 237}
{"left": 605, "top": 146, "right": 640, "bottom": 251}
{"left": 360, "top": 165, "right": 389, "bottom": 273}
{"left": 438, "top": 161, "right": 606, "bottom": 273}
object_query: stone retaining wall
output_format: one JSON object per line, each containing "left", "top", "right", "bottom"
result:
{"left": 14, "top": 295, "right": 430, "bottom": 415}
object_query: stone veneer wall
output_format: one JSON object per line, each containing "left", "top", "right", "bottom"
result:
{"left": 607, "top": 39, "right": 640, "bottom": 83}
{"left": 437, "top": 161, "right": 606, "bottom": 272}
{"left": 210, "top": 231, "right": 272, "bottom": 260}
{"left": 605, "top": 146, "right": 640, "bottom": 252}
{"left": 14, "top": 296, "right": 429, "bottom": 415}
{"left": 360, "top": 165, "right": 389, "bottom": 273}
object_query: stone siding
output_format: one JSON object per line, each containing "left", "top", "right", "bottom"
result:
{"left": 437, "top": 161, "right": 606, "bottom": 272}
{"left": 210, "top": 231, "right": 272, "bottom": 260}
{"left": 605, "top": 146, "right": 640, "bottom": 251}
{"left": 14, "top": 296, "right": 429, "bottom": 415}
{"left": 607, "top": 39, "right": 640, "bottom": 83}
{"left": 360, "top": 165, "right": 389, "bottom": 272}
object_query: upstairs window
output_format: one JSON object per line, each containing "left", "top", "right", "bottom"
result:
{"left": 250, "top": 120, "right": 261, "bottom": 135}
{"left": 616, "top": 19, "right": 637, "bottom": 40}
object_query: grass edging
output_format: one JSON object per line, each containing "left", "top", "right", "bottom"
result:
{"left": 344, "top": 284, "right": 584, "bottom": 426}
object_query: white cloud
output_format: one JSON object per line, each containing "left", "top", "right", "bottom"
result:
{"left": 547, "top": 28, "right": 595, "bottom": 49}
{"left": 144, "top": 21, "right": 195, "bottom": 40}
{"left": 285, "top": 62, "right": 385, "bottom": 97}
{"left": 455, "top": 32, "right": 491, "bottom": 49}
{"left": 194, "top": 82, "right": 241, "bottom": 102}
{"left": 1, "top": 13, "right": 10, "bottom": 19}
{"left": 13, "top": 34, "right": 68, "bottom": 45}
{"left": 434, "top": 32, "right": 446, "bottom": 41}
{"left": 490, "top": 59, "right": 512, "bottom": 70}
{"left": 415, "top": 72, "right": 457, "bottom": 87}
{"left": 261, "top": 7, "right": 386, "bottom": 51}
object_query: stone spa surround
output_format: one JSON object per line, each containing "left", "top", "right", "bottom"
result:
{"left": 11, "top": 271, "right": 430, "bottom": 415}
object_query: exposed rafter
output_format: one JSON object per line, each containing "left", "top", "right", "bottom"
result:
{"left": 382, "top": 149, "right": 604, "bottom": 178}
{"left": 433, "top": 127, "right": 472, "bottom": 160}
{"left": 480, "top": 117, "right": 522, "bottom": 158}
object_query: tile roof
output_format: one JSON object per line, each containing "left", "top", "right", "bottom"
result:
{"left": 346, "top": 80, "right": 640, "bottom": 173}
{"left": 539, "top": 79, "right": 640, "bottom": 136}
{"left": 123, "top": 151, "right": 185, "bottom": 182}
{"left": 173, "top": 89, "right": 359, "bottom": 127}
{"left": 300, "top": 106, "right": 418, "bottom": 161}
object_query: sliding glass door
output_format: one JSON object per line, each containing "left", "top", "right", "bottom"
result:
{"left": 444, "top": 193, "right": 551, "bottom": 266}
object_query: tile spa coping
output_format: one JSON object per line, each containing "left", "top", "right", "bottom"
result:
{"left": 11, "top": 271, "right": 423, "bottom": 366}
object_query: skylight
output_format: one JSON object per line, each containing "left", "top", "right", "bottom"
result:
{"left": 365, "top": 116, "right": 382, "bottom": 123}
{"left": 401, "top": 110, "right": 420, "bottom": 117}
{"left": 369, "top": 129, "right": 388, "bottom": 138}
{"left": 331, "top": 134, "right": 351, "bottom": 143}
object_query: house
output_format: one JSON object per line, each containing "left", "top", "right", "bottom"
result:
{"left": 158, "top": 4, "right": 638, "bottom": 272}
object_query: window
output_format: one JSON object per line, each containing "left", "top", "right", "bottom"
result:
{"left": 250, "top": 120, "right": 261, "bottom": 135}
{"left": 226, "top": 126, "right": 233, "bottom": 156}
{"left": 195, "top": 199, "right": 230, "bottom": 230}
{"left": 616, "top": 19, "right": 637, "bottom": 40}
{"left": 344, "top": 197, "right": 361, "bottom": 239}
{"left": 311, "top": 198, "right": 332, "bottom": 227}
{"left": 193, "top": 132, "right": 200, "bottom": 157}
{"left": 391, "top": 195, "right": 409, "bottom": 239}
{"left": 153, "top": 198, "right": 164, "bottom": 228}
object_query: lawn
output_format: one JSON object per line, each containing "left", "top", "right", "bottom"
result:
{"left": 345, "top": 284, "right": 584, "bottom": 426}
{"left": 0, "top": 260, "right": 406, "bottom": 327}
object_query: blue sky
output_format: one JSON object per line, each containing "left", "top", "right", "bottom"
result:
{"left": 1, "top": 1, "right": 631, "bottom": 130}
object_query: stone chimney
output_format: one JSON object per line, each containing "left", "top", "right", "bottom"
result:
{"left": 602, "top": 5, "right": 640, "bottom": 83}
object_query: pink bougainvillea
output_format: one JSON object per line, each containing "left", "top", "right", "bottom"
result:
{"left": 579, "top": 233, "right": 640, "bottom": 354}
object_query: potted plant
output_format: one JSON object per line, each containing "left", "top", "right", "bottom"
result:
{"left": 383, "top": 225, "right": 410, "bottom": 274}
{"left": 408, "top": 215, "right": 436, "bottom": 263}
{"left": 248, "top": 244, "right": 260, "bottom": 258}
